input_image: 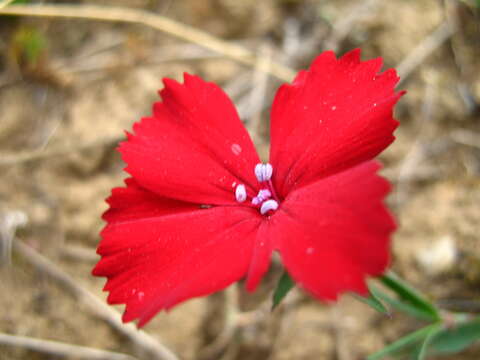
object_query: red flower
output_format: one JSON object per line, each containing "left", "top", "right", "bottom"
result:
{"left": 93, "top": 49, "right": 403, "bottom": 327}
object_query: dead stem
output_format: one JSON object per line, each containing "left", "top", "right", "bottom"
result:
{"left": 198, "top": 285, "right": 240, "bottom": 360}
{"left": 0, "top": 333, "right": 137, "bottom": 360}
{"left": 395, "top": 77, "right": 438, "bottom": 206}
{"left": 12, "top": 239, "right": 179, "bottom": 360}
{"left": 0, "top": 135, "right": 122, "bottom": 166}
{"left": 61, "top": 244, "right": 100, "bottom": 263}
{"left": 397, "top": 21, "right": 455, "bottom": 85}
{"left": 0, "top": 4, "right": 296, "bottom": 82}
{"left": 323, "top": 0, "right": 381, "bottom": 52}
{"left": 450, "top": 129, "right": 480, "bottom": 149}
{"left": 246, "top": 44, "right": 273, "bottom": 146}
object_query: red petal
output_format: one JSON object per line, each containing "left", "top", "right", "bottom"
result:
{"left": 120, "top": 73, "right": 260, "bottom": 205}
{"left": 93, "top": 180, "right": 265, "bottom": 326}
{"left": 245, "top": 220, "right": 275, "bottom": 292}
{"left": 102, "top": 178, "right": 195, "bottom": 224}
{"left": 271, "top": 161, "right": 395, "bottom": 300}
{"left": 98, "top": 178, "right": 198, "bottom": 255}
{"left": 269, "top": 49, "right": 403, "bottom": 198}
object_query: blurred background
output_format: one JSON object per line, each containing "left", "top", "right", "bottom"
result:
{"left": 0, "top": 0, "right": 479, "bottom": 359}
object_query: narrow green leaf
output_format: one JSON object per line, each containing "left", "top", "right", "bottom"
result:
{"left": 370, "top": 285, "right": 437, "bottom": 321}
{"left": 380, "top": 271, "right": 440, "bottom": 321}
{"left": 414, "top": 324, "right": 442, "bottom": 360}
{"left": 353, "top": 287, "right": 390, "bottom": 316}
{"left": 429, "top": 317, "right": 480, "bottom": 355}
{"left": 271, "top": 270, "right": 295, "bottom": 310}
{"left": 12, "top": 26, "right": 47, "bottom": 66}
{"left": 367, "top": 323, "right": 440, "bottom": 360}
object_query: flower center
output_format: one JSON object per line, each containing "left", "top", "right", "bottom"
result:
{"left": 234, "top": 163, "right": 280, "bottom": 216}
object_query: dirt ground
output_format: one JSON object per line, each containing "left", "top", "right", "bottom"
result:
{"left": 0, "top": 0, "right": 479, "bottom": 359}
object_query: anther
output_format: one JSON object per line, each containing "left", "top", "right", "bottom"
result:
{"left": 235, "top": 184, "right": 247, "bottom": 202}
{"left": 251, "top": 189, "right": 271, "bottom": 206}
{"left": 260, "top": 199, "right": 278, "bottom": 215}
{"left": 258, "top": 189, "right": 271, "bottom": 200}
{"left": 254, "top": 163, "right": 273, "bottom": 182}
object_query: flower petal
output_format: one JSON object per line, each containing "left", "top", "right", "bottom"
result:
{"left": 102, "top": 178, "right": 196, "bottom": 224}
{"left": 93, "top": 180, "right": 264, "bottom": 327}
{"left": 269, "top": 49, "right": 403, "bottom": 198}
{"left": 120, "top": 73, "right": 260, "bottom": 206}
{"left": 271, "top": 161, "right": 395, "bottom": 300}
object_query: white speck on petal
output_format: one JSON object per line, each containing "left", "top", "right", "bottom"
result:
{"left": 231, "top": 143, "right": 242, "bottom": 156}
{"left": 331, "top": 105, "right": 337, "bottom": 111}
{"left": 235, "top": 184, "right": 247, "bottom": 202}
{"left": 138, "top": 292, "right": 145, "bottom": 301}
{"left": 260, "top": 199, "right": 278, "bottom": 215}
{"left": 306, "top": 247, "right": 315, "bottom": 255}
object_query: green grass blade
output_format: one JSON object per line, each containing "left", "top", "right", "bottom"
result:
{"left": 353, "top": 288, "right": 390, "bottom": 316}
{"left": 370, "top": 285, "right": 437, "bottom": 321}
{"left": 380, "top": 271, "right": 440, "bottom": 321}
{"left": 367, "top": 323, "right": 440, "bottom": 360}
{"left": 272, "top": 270, "right": 295, "bottom": 310}
{"left": 429, "top": 317, "right": 480, "bottom": 355}
{"left": 414, "top": 324, "right": 442, "bottom": 360}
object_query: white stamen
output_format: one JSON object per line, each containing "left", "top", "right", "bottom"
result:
{"left": 235, "top": 184, "right": 247, "bottom": 202}
{"left": 251, "top": 197, "right": 261, "bottom": 206}
{"left": 258, "top": 189, "right": 271, "bottom": 199}
{"left": 254, "top": 163, "right": 273, "bottom": 182}
{"left": 260, "top": 199, "right": 278, "bottom": 215}
{"left": 251, "top": 189, "right": 272, "bottom": 206}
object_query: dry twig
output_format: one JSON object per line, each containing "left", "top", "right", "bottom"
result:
{"left": 323, "top": 0, "right": 380, "bottom": 52}
{"left": 0, "top": 4, "right": 296, "bottom": 82}
{"left": 330, "top": 306, "right": 352, "bottom": 360}
{"left": 0, "top": 333, "right": 137, "bottom": 360}
{"left": 244, "top": 44, "right": 273, "bottom": 145}
{"left": 223, "top": 70, "right": 253, "bottom": 100}
{"left": 397, "top": 21, "right": 455, "bottom": 85}
{"left": 198, "top": 286, "right": 240, "bottom": 360}
{"left": 0, "top": 135, "right": 122, "bottom": 166}
{"left": 395, "top": 78, "right": 437, "bottom": 206}
{"left": 450, "top": 129, "right": 480, "bottom": 149}
{"left": 0, "top": 211, "right": 27, "bottom": 266}
{"left": 13, "top": 239, "right": 179, "bottom": 360}
{"left": 61, "top": 244, "right": 99, "bottom": 263}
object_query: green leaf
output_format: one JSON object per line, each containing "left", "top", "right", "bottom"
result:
{"left": 370, "top": 285, "right": 437, "bottom": 321}
{"left": 367, "top": 323, "right": 440, "bottom": 360}
{"left": 429, "top": 317, "right": 480, "bottom": 355}
{"left": 380, "top": 271, "right": 440, "bottom": 321}
{"left": 353, "top": 287, "right": 390, "bottom": 316}
{"left": 413, "top": 324, "right": 442, "bottom": 360}
{"left": 12, "top": 26, "right": 47, "bottom": 66}
{"left": 272, "top": 270, "right": 295, "bottom": 310}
